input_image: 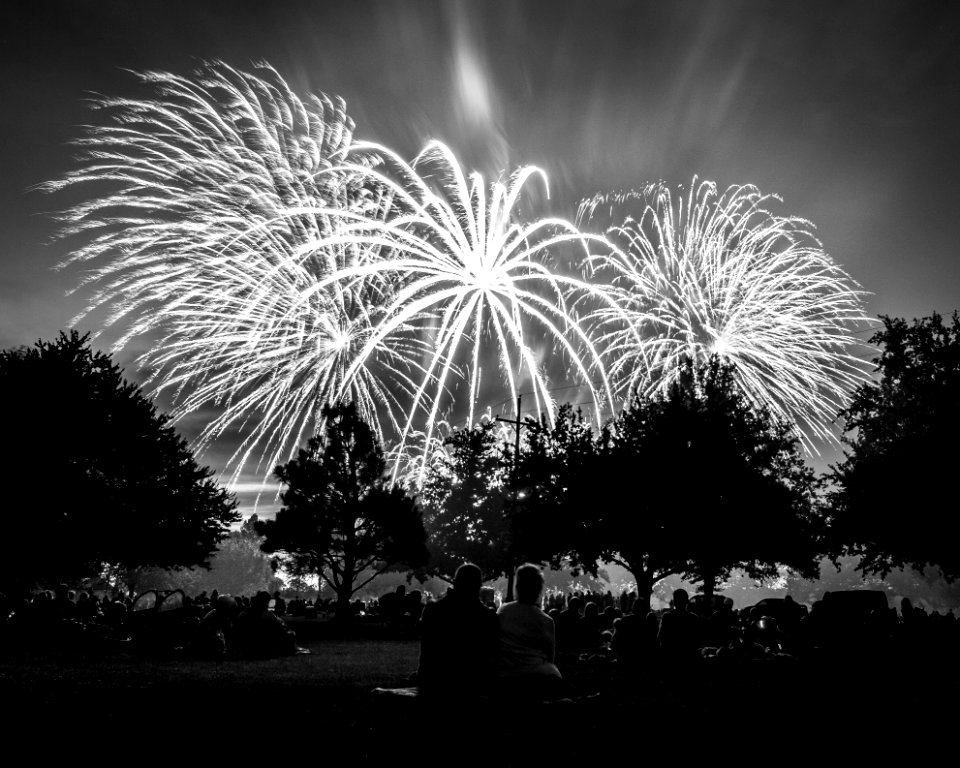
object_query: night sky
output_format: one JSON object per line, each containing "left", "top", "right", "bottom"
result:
{"left": 2, "top": 0, "right": 959, "bottom": 513}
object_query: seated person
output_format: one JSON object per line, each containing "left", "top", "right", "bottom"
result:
{"left": 233, "top": 590, "right": 298, "bottom": 658}
{"left": 658, "top": 588, "right": 703, "bottom": 662}
{"left": 190, "top": 594, "right": 237, "bottom": 658}
{"left": 497, "top": 564, "right": 569, "bottom": 700}
{"left": 555, "top": 595, "right": 584, "bottom": 653}
{"left": 578, "top": 602, "right": 603, "bottom": 652}
{"left": 51, "top": 584, "right": 77, "bottom": 621}
{"left": 611, "top": 602, "right": 649, "bottom": 668}
{"left": 417, "top": 563, "right": 499, "bottom": 697}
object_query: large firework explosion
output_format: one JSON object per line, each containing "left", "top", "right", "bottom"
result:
{"left": 297, "top": 138, "right": 620, "bottom": 477}
{"left": 579, "top": 180, "right": 871, "bottom": 450}
{"left": 40, "top": 62, "right": 432, "bottom": 485}
{"left": 44, "top": 62, "right": 870, "bottom": 489}
{"left": 42, "top": 61, "right": 616, "bottom": 486}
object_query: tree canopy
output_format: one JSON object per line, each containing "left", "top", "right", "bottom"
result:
{"left": 256, "top": 402, "right": 428, "bottom": 616}
{"left": 114, "top": 515, "right": 283, "bottom": 597}
{"left": 582, "top": 358, "right": 823, "bottom": 609}
{"left": 0, "top": 331, "right": 239, "bottom": 594}
{"left": 418, "top": 409, "right": 598, "bottom": 583}
{"left": 508, "top": 404, "right": 604, "bottom": 571}
{"left": 831, "top": 313, "right": 960, "bottom": 580}
{"left": 418, "top": 360, "right": 822, "bottom": 609}
{"left": 418, "top": 419, "right": 511, "bottom": 581}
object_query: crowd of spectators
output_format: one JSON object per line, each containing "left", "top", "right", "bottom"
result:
{"left": 1, "top": 585, "right": 299, "bottom": 658}
{"left": 550, "top": 587, "right": 960, "bottom": 674}
{"left": 3, "top": 578, "right": 957, "bottom": 674}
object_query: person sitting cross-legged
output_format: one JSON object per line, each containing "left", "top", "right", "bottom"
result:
{"left": 417, "top": 563, "right": 499, "bottom": 698}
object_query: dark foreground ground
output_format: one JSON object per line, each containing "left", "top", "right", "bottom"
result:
{"left": 1, "top": 628, "right": 956, "bottom": 761}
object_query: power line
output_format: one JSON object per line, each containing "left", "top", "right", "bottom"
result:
{"left": 488, "top": 382, "right": 596, "bottom": 413}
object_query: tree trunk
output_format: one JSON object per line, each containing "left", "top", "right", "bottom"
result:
{"left": 336, "top": 558, "right": 354, "bottom": 622}
{"left": 632, "top": 567, "right": 654, "bottom": 615}
{"left": 701, "top": 569, "right": 716, "bottom": 613}
{"left": 335, "top": 584, "right": 353, "bottom": 621}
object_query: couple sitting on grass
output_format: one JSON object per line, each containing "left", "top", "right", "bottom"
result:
{"left": 417, "top": 562, "right": 572, "bottom": 701}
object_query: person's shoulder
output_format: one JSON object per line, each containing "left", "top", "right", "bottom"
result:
{"left": 420, "top": 598, "right": 447, "bottom": 620}
{"left": 478, "top": 603, "right": 499, "bottom": 628}
{"left": 497, "top": 600, "right": 523, "bottom": 617}
{"left": 537, "top": 606, "right": 554, "bottom": 625}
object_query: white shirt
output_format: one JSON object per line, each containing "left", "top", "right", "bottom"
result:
{"left": 496, "top": 601, "right": 561, "bottom": 678}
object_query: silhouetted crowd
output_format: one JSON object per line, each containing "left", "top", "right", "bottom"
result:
{"left": 412, "top": 571, "right": 960, "bottom": 702}
{"left": 3, "top": 575, "right": 957, "bottom": 679}
{"left": 548, "top": 586, "right": 960, "bottom": 686}
{"left": 1, "top": 585, "right": 299, "bottom": 658}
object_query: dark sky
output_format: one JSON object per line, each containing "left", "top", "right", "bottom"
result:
{"left": 2, "top": 0, "right": 959, "bottom": 510}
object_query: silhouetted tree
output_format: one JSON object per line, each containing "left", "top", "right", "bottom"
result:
{"left": 508, "top": 405, "right": 602, "bottom": 571}
{"left": 256, "top": 403, "right": 428, "bottom": 618}
{"left": 831, "top": 313, "right": 960, "bottom": 581}
{"left": 418, "top": 419, "right": 511, "bottom": 581}
{"left": 206, "top": 515, "right": 284, "bottom": 595}
{"left": 110, "top": 515, "right": 282, "bottom": 597}
{"left": 420, "top": 407, "right": 609, "bottom": 587}
{"left": 589, "top": 358, "right": 822, "bottom": 610}
{"left": 0, "top": 331, "right": 239, "bottom": 594}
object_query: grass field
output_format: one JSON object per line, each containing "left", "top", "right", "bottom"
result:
{"left": 2, "top": 633, "right": 956, "bottom": 759}
{"left": 0, "top": 637, "right": 419, "bottom": 722}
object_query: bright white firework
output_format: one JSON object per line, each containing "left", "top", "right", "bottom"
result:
{"left": 298, "top": 139, "right": 621, "bottom": 479}
{"left": 43, "top": 62, "right": 621, "bottom": 487}
{"left": 40, "top": 61, "right": 430, "bottom": 487}
{"left": 579, "top": 179, "right": 872, "bottom": 450}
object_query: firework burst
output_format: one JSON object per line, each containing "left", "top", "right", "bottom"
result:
{"left": 579, "top": 179, "right": 871, "bottom": 450}
{"left": 299, "top": 139, "right": 620, "bottom": 478}
{"left": 39, "top": 61, "right": 430, "bottom": 486}
{"left": 43, "top": 62, "right": 619, "bottom": 486}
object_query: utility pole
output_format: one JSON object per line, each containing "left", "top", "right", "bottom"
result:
{"left": 496, "top": 394, "right": 524, "bottom": 603}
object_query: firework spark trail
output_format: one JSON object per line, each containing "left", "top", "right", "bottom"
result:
{"left": 42, "top": 59, "right": 869, "bottom": 488}
{"left": 294, "top": 139, "right": 624, "bottom": 480}
{"left": 38, "top": 61, "right": 434, "bottom": 489}
{"left": 579, "top": 179, "right": 872, "bottom": 451}
{"left": 41, "top": 61, "right": 623, "bottom": 488}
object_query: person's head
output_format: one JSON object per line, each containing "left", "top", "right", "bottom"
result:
{"left": 252, "top": 591, "right": 271, "bottom": 611}
{"left": 671, "top": 588, "right": 689, "bottom": 611}
{"left": 215, "top": 595, "right": 236, "bottom": 613}
{"left": 453, "top": 563, "right": 483, "bottom": 598}
{"left": 514, "top": 564, "right": 544, "bottom": 605}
